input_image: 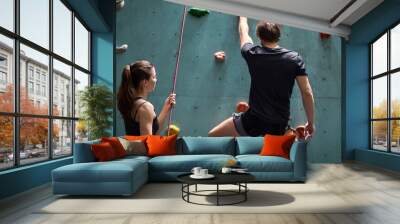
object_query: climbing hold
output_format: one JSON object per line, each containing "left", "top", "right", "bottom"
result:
{"left": 116, "top": 0, "right": 125, "bottom": 10}
{"left": 167, "top": 124, "right": 180, "bottom": 136}
{"left": 236, "top": 101, "right": 249, "bottom": 113}
{"left": 188, "top": 8, "right": 209, "bottom": 17}
{"left": 214, "top": 51, "right": 225, "bottom": 62}
{"left": 116, "top": 44, "right": 128, "bottom": 54}
{"left": 319, "top": 33, "right": 331, "bottom": 40}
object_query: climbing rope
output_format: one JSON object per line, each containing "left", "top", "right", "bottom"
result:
{"left": 167, "top": 6, "right": 188, "bottom": 136}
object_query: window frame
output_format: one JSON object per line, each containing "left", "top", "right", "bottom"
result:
{"left": 0, "top": 0, "right": 92, "bottom": 171}
{"left": 370, "top": 20, "right": 400, "bottom": 154}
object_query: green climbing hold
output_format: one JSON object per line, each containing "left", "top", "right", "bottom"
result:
{"left": 188, "top": 8, "right": 210, "bottom": 17}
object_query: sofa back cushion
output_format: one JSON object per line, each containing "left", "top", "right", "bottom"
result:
{"left": 235, "top": 137, "right": 264, "bottom": 155}
{"left": 179, "top": 137, "right": 235, "bottom": 155}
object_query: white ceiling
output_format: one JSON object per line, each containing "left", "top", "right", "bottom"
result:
{"left": 164, "top": 0, "right": 384, "bottom": 38}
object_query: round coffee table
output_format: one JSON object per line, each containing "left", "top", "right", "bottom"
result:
{"left": 177, "top": 173, "right": 255, "bottom": 206}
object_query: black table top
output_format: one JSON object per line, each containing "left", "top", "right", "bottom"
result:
{"left": 177, "top": 172, "right": 255, "bottom": 185}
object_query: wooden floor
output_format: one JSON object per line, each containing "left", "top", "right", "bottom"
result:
{"left": 1, "top": 162, "right": 400, "bottom": 224}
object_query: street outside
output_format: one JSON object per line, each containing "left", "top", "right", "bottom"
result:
{"left": 0, "top": 146, "right": 72, "bottom": 170}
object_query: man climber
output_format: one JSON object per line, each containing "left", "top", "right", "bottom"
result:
{"left": 209, "top": 17, "right": 315, "bottom": 138}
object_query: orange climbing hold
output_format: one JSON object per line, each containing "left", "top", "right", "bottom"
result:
{"left": 214, "top": 51, "right": 225, "bottom": 62}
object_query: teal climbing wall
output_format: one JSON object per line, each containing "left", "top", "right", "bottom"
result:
{"left": 116, "top": 0, "right": 342, "bottom": 163}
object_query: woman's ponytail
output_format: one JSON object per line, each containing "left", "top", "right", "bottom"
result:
{"left": 117, "top": 60, "right": 154, "bottom": 119}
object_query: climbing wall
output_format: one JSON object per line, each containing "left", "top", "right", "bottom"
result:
{"left": 116, "top": 0, "right": 342, "bottom": 163}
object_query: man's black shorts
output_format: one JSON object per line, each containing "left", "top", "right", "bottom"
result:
{"left": 233, "top": 111, "right": 288, "bottom": 136}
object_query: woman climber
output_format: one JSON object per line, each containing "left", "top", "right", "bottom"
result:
{"left": 117, "top": 60, "right": 176, "bottom": 135}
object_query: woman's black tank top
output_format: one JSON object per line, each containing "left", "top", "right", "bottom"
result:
{"left": 123, "top": 97, "right": 159, "bottom": 135}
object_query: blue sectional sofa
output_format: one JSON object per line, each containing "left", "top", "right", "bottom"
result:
{"left": 52, "top": 137, "right": 307, "bottom": 196}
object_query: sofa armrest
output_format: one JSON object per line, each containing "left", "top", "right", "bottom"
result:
{"left": 289, "top": 141, "right": 307, "bottom": 181}
{"left": 73, "top": 140, "right": 100, "bottom": 163}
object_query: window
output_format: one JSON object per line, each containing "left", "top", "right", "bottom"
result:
{"left": 42, "top": 85, "right": 46, "bottom": 97}
{"left": 74, "top": 69, "right": 89, "bottom": 118}
{"left": 20, "top": 0, "right": 49, "bottom": 49}
{"left": 0, "top": 0, "right": 91, "bottom": 170}
{"left": 28, "top": 67, "right": 34, "bottom": 80}
{"left": 28, "top": 81, "right": 34, "bottom": 94}
{"left": 0, "top": 0, "right": 14, "bottom": 32}
{"left": 0, "top": 54, "right": 8, "bottom": 87}
{"left": 371, "top": 22, "right": 400, "bottom": 154}
{"left": 0, "top": 34, "right": 13, "bottom": 113}
{"left": 35, "top": 70, "right": 41, "bottom": 81}
{"left": 0, "top": 55, "right": 7, "bottom": 67}
{"left": 53, "top": 120, "right": 72, "bottom": 158}
{"left": 75, "top": 17, "right": 90, "bottom": 70}
{"left": 36, "top": 83, "right": 40, "bottom": 95}
{"left": 53, "top": 0, "right": 72, "bottom": 60}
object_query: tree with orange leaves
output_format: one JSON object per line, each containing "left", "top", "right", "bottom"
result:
{"left": 0, "top": 84, "right": 59, "bottom": 151}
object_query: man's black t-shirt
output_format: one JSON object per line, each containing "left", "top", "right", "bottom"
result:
{"left": 241, "top": 42, "right": 307, "bottom": 125}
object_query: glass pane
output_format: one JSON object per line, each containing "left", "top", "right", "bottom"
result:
{"left": 20, "top": 0, "right": 49, "bottom": 49}
{"left": 20, "top": 117, "right": 49, "bottom": 165}
{"left": 74, "top": 17, "right": 89, "bottom": 70}
{"left": 53, "top": 59, "right": 72, "bottom": 117}
{"left": 0, "top": 34, "right": 14, "bottom": 112}
{"left": 53, "top": 0, "right": 72, "bottom": 60}
{"left": 20, "top": 44, "right": 49, "bottom": 115}
{"left": 392, "top": 120, "right": 400, "bottom": 153}
{"left": 391, "top": 24, "right": 400, "bottom": 70}
{"left": 0, "top": 116, "right": 14, "bottom": 170}
{"left": 74, "top": 69, "right": 89, "bottom": 118}
{"left": 372, "top": 77, "right": 387, "bottom": 119}
{"left": 75, "top": 120, "right": 88, "bottom": 143}
{"left": 372, "top": 121, "right": 388, "bottom": 151}
{"left": 0, "top": 0, "right": 14, "bottom": 31}
{"left": 53, "top": 119, "right": 72, "bottom": 158}
{"left": 391, "top": 72, "right": 400, "bottom": 118}
{"left": 372, "top": 33, "right": 387, "bottom": 76}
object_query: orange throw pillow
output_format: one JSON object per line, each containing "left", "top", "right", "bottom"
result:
{"left": 101, "top": 137, "right": 126, "bottom": 158}
{"left": 260, "top": 134, "right": 296, "bottom": 159}
{"left": 91, "top": 142, "right": 118, "bottom": 161}
{"left": 146, "top": 135, "right": 177, "bottom": 157}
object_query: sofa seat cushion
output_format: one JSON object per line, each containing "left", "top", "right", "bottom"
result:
{"left": 53, "top": 159, "right": 147, "bottom": 183}
{"left": 117, "top": 155, "right": 150, "bottom": 163}
{"left": 149, "top": 154, "right": 235, "bottom": 172}
{"left": 236, "top": 155, "right": 293, "bottom": 172}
